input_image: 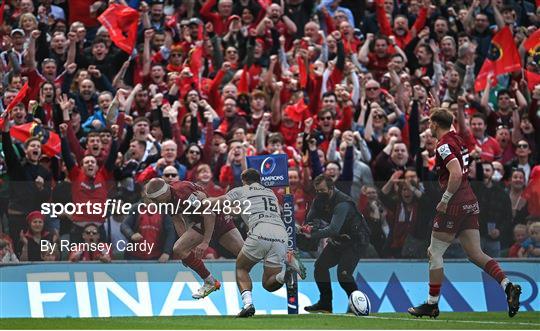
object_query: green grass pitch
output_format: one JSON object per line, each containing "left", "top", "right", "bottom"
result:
{"left": 1, "top": 312, "right": 538, "bottom": 329}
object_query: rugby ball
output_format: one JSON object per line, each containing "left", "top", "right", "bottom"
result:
{"left": 348, "top": 290, "right": 371, "bottom": 316}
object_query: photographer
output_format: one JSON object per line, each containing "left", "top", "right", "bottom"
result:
{"left": 299, "top": 175, "right": 370, "bottom": 313}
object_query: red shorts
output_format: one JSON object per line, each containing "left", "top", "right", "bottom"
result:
{"left": 433, "top": 201, "right": 480, "bottom": 234}
{"left": 193, "top": 214, "right": 237, "bottom": 240}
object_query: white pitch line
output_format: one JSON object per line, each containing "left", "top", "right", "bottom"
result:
{"left": 343, "top": 315, "right": 540, "bottom": 327}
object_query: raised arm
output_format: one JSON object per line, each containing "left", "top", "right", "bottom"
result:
{"left": 358, "top": 34, "right": 373, "bottom": 64}
{"left": 25, "top": 30, "right": 42, "bottom": 71}
{"left": 142, "top": 29, "right": 154, "bottom": 78}
{"left": 59, "top": 124, "right": 76, "bottom": 171}
{"left": 375, "top": 0, "right": 392, "bottom": 36}
{"left": 491, "top": 0, "right": 505, "bottom": 30}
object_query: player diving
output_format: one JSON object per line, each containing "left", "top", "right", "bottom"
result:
{"left": 200, "top": 168, "right": 306, "bottom": 317}
{"left": 143, "top": 178, "right": 244, "bottom": 299}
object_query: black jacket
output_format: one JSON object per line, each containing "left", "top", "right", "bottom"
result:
{"left": 2, "top": 131, "right": 52, "bottom": 213}
{"left": 306, "top": 189, "right": 370, "bottom": 245}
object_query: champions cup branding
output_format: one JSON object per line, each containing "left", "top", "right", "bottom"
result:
{"left": 282, "top": 197, "right": 296, "bottom": 251}
{"left": 246, "top": 154, "right": 289, "bottom": 188}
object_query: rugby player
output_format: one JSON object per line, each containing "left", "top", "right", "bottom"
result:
{"left": 202, "top": 169, "right": 306, "bottom": 317}
{"left": 408, "top": 108, "right": 521, "bottom": 318}
{"left": 144, "top": 178, "right": 244, "bottom": 299}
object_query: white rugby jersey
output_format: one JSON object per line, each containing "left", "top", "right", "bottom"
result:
{"left": 225, "top": 183, "right": 284, "bottom": 231}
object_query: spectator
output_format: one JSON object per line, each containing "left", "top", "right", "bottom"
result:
{"left": 358, "top": 185, "right": 387, "bottom": 257}
{"left": 136, "top": 140, "right": 187, "bottom": 182}
{"left": 507, "top": 224, "right": 527, "bottom": 258}
{"left": 68, "top": 223, "right": 112, "bottom": 262}
{"left": 19, "top": 211, "right": 55, "bottom": 261}
{"left": 518, "top": 222, "right": 540, "bottom": 258}
{"left": 507, "top": 168, "right": 529, "bottom": 225}
{"left": 2, "top": 115, "right": 51, "bottom": 251}
{"left": 194, "top": 163, "right": 225, "bottom": 197}
{"left": 373, "top": 138, "right": 414, "bottom": 183}
{"left": 0, "top": 239, "right": 19, "bottom": 263}
{"left": 470, "top": 113, "right": 501, "bottom": 162}
{"left": 475, "top": 162, "right": 512, "bottom": 257}
{"left": 219, "top": 140, "right": 247, "bottom": 190}
{"left": 120, "top": 202, "right": 176, "bottom": 262}
{"left": 59, "top": 123, "right": 118, "bottom": 243}
{"left": 508, "top": 140, "right": 534, "bottom": 183}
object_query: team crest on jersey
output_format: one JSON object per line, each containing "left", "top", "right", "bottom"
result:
{"left": 437, "top": 144, "right": 452, "bottom": 160}
{"left": 446, "top": 220, "right": 454, "bottom": 229}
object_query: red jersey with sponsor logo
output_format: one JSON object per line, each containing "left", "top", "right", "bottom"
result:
{"left": 69, "top": 167, "right": 113, "bottom": 223}
{"left": 435, "top": 131, "right": 477, "bottom": 205}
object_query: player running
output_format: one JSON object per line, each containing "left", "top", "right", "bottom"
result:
{"left": 408, "top": 108, "right": 521, "bottom": 318}
{"left": 143, "top": 178, "right": 244, "bottom": 299}
{"left": 202, "top": 169, "right": 306, "bottom": 317}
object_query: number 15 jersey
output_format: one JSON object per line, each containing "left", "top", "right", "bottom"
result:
{"left": 435, "top": 131, "right": 478, "bottom": 208}
{"left": 226, "top": 183, "right": 284, "bottom": 232}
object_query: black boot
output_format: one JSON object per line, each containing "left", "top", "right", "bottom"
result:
{"left": 407, "top": 303, "right": 440, "bottom": 318}
{"left": 237, "top": 304, "right": 255, "bottom": 318}
{"left": 505, "top": 282, "right": 521, "bottom": 318}
{"left": 304, "top": 301, "right": 332, "bottom": 313}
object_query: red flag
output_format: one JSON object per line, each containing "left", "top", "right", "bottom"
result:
{"left": 297, "top": 56, "right": 308, "bottom": 89}
{"left": 188, "top": 45, "right": 204, "bottom": 89}
{"left": 237, "top": 65, "right": 250, "bottom": 95}
{"left": 98, "top": 4, "right": 140, "bottom": 54}
{"left": 6, "top": 82, "right": 30, "bottom": 113}
{"left": 197, "top": 23, "right": 204, "bottom": 41}
{"left": 523, "top": 29, "right": 540, "bottom": 54}
{"left": 0, "top": 0, "right": 5, "bottom": 26}
{"left": 284, "top": 98, "right": 308, "bottom": 123}
{"left": 257, "top": 0, "right": 272, "bottom": 10}
{"left": 525, "top": 70, "right": 540, "bottom": 90}
{"left": 474, "top": 27, "right": 521, "bottom": 92}
{"left": 10, "top": 122, "right": 61, "bottom": 157}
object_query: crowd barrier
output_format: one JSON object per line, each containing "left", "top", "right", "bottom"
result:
{"left": 0, "top": 259, "right": 538, "bottom": 318}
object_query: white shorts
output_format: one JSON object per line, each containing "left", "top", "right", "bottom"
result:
{"left": 241, "top": 223, "right": 287, "bottom": 268}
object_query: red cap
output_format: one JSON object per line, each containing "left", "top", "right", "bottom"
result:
{"left": 26, "top": 211, "right": 44, "bottom": 224}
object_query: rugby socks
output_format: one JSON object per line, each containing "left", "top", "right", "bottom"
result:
{"left": 484, "top": 259, "right": 507, "bottom": 289}
{"left": 241, "top": 290, "right": 253, "bottom": 309}
{"left": 275, "top": 268, "right": 286, "bottom": 284}
{"left": 183, "top": 252, "right": 211, "bottom": 280}
{"left": 205, "top": 274, "right": 215, "bottom": 284}
{"left": 427, "top": 283, "right": 441, "bottom": 305}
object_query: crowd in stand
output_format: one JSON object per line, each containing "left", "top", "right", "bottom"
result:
{"left": 0, "top": 0, "right": 539, "bottom": 263}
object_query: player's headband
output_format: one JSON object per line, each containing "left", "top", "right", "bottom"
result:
{"left": 145, "top": 183, "right": 169, "bottom": 199}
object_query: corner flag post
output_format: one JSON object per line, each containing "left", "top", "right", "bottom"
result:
{"left": 283, "top": 186, "right": 299, "bottom": 314}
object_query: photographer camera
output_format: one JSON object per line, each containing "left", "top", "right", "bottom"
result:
{"left": 299, "top": 175, "right": 370, "bottom": 314}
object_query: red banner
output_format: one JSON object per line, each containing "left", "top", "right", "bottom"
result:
{"left": 98, "top": 4, "right": 140, "bottom": 54}
{"left": 6, "top": 82, "right": 30, "bottom": 113}
{"left": 10, "top": 122, "right": 61, "bottom": 157}
{"left": 474, "top": 27, "right": 521, "bottom": 92}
